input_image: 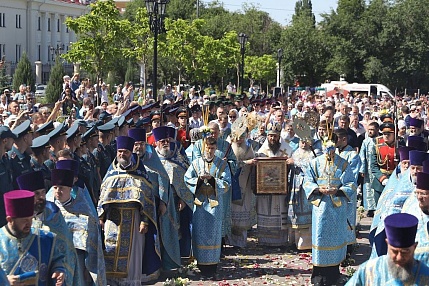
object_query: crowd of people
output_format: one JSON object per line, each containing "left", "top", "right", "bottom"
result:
{"left": 0, "top": 74, "right": 429, "bottom": 285}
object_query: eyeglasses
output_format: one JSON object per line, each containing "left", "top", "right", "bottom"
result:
{"left": 42, "top": 112, "right": 51, "bottom": 115}
{"left": 229, "top": 115, "right": 236, "bottom": 118}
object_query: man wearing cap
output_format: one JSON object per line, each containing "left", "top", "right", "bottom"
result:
{"left": 0, "top": 126, "right": 16, "bottom": 227}
{"left": 82, "top": 126, "right": 102, "bottom": 203}
{"left": 303, "top": 132, "right": 356, "bottom": 286}
{"left": 402, "top": 171, "right": 429, "bottom": 264}
{"left": 128, "top": 128, "right": 182, "bottom": 271}
{"left": 189, "top": 104, "right": 203, "bottom": 129}
{"left": 0, "top": 190, "right": 66, "bottom": 285}
{"left": 98, "top": 136, "right": 160, "bottom": 284}
{"left": 407, "top": 117, "right": 428, "bottom": 147}
{"left": 49, "top": 168, "right": 106, "bottom": 285}
{"left": 347, "top": 213, "right": 429, "bottom": 285}
{"left": 93, "top": 121, "right": 114, "bottom": 179}
{"left": 17, "top": 170, "right": 83, "bottom": 286}
{"left": 359, "top": 121, "right": 380, "bottom": 217}
{"left": 370, "top": 150, "right": 428, "bottom": 259}
{"left": 30, "top": 134, "right": 52, "bottom": 189}
{"left": 369, "top": 122, "right": 397, "bottom": 206}
{"left": 176, "top": 106, "right": 190, "bottom": 149}
{"left": 8, "top": 120, "right": 33, "bottom": 188}
{"left": 153, "top": 126, "right": 194, "bottom": 258}
{"left": 45, "top": 122, "right": 67, "bottom": 170}
{"left": 184, "top": 136, "right": 231, "bottom": 278}
{"left": 254, "top": 122, "right": 293, "bottom": 246}
{"left": 146, "top": 110, "right": 162, "bottom": 146}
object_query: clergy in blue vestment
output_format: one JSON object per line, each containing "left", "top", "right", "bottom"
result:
{"left": 370, "top": 150, "right": 428, "bottom": 259}
{"left": 334, "top": 128, "right": 361, "bottom": 248}
{"left": 346, "top": 213, "right": 429, "bottom": 285}
{"left": 49, "top": 168, "right": 106, "bottom": 285}
{"left": 128, "top": 128, "right": 181, "bottom": 271}
{"left": 185, "top": 136, "right": 231, "bottom": 278}
{"left": 99, "top": 136, "right": 160, "bottom": 285}
{"left": 153, "top": 126, "right": 194, "bottom": 258}
{"left": 402, "top": 171, "right": 429, "bottom": 264}
{"left": 368, "top": 146, "right": 414, "bottom": 254}
{"left": 16, "top": 170, "right": 83, "bottom": 286}
{"left": 358, "top": 122, "right": 379, "bottom": 214}
{"left": 0, "top": 190, "right": 66, "bottom": 285}
{"left": 192, "top": 121, "right": 237, "bottom": 239}
{"left": 0, "top": 267, "right": 8, "bottom": 286}
{"left": 288, "top": 138, "right": 315, "bottom": 250}
{"left": 303, "top": 131, "right": 356, "bottom": 286}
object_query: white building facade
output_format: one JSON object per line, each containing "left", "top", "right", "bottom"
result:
{"left": 0, "top": 0, "right": 90, "bottom": 83}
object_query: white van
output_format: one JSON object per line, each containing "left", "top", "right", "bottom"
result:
{"left": 319, "top": 81, "right": 394, "bottom": 99}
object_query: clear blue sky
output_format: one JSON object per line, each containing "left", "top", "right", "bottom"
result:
{"left": 219, "top": 0, "right": 338, "bottom": 25}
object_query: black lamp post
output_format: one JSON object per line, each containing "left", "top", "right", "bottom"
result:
{"left": 49, "top": 44, "right": 64, "bottom": 62}
{"left": 277, "top": 48, "right": 283, "bottom": 87}
{"left": 146, "top": 0, "right": 168, "bottom": 101}
{"left": 238, "top": 33, "right": 248, "bottom": 94}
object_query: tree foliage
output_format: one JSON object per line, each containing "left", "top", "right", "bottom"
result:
{"left": 12, "top": 52, "right": 35, "bottom": 92}
{"left": 45, "top": 60, "right": 65, "bottom": 103}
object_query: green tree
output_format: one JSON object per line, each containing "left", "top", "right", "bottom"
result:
{"left": 45, "top": 60, "right": 65, "bottom": 103}
{"left": 124, "top": 60, "right": 135, "bottom": 84}
{"left": 62, "top": 0, "right": 132, "bottom": 93}
{"left": 12, "top": 52, "right": 35, "bottom": 92}
{"left": 245, "top": 54, "right": 277, "bottom": 91}
{"left": 0, "top": 65, "right": 12, "bottom": 92}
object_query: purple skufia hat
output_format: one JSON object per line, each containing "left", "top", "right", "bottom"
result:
{"left": 408, "top": 136, "right": 427, "bottom": 151}
{"left": 423, "top": 160, "right": 429, "bottom": 174}
{"left": 4, "top": 190, "right": 34, "bottom": 218}
{"left": 409, "top": 150, "right": 429, "bottom": 166}
{"left": 384, "top": 213, "right": 418, "bottom": 248}
{"left": 116, "top": 136, "right": 136, "bottom": 152}
{"left": 56, "top": 159, "right": 79, "bottom": 177}
{"left": 152, "top": 126, "right": 175, "bottom": 141}
{"left": 416, "top": 172, "right": 429, "bottom": 191}
{"left": 16, "top": 171, "right": 45, "bottom": 191}
{"left": 409, "top": 117, "right": 423, "bottom": 128}
{"left": 398, "top": 146, "right": 415, "bottom": 161}
{"left": 51, "top": 169, "right": 74, "bottom": 187}
{"left": 128, "top": 128, "right": 146, "bottom": 142}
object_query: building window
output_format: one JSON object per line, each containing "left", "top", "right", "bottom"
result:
{"left": 57, "top": 18, "right": 60, "bottom": 32}
{"left": 15, "top": 15, "right": 21, "bottom": 29}
{"left": 66, "top": 25, "right": 69, "bottom": 33}
{"left": 47, "top": 18, "right": 50, "bottom": 32}
{"left": 0, "top": 13, "right": 5, "bottom": 28}
{"left": 38, "top": 45, "right": 41, "bottom": 61}
{"left": 38, "top": 17, "right": 41, "bottom": 31}
{"left": 0, "top": 44, "right": 5, "bottom": 57}
{"left": 15, "top": 45, "right": 21, "bottom": 63}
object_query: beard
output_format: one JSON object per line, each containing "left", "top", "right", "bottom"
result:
{"left": 34, "top": 199, "right": 46, "bottom": 214}
{"left": 268, "top": 140, "right": 281, "bottom": 154}
{"left": 232, "top": 140, "right": 248, "bottom": 161}
{"left": 11, "top": 222, "right": 31, "bottom": 239}
{"left": 387, "top": 255, "right": 414, "bottom": 283}
{"left": 118, "top": 157, "right": 130, "bottom": 166}
{"left": 157, "top": 146, "right": 171, "bottom": 157}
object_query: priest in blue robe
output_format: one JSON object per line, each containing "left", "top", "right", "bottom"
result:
{"left": 370, "top": 150, "right": 428, "bottom": 258}
{"left": 99, "top": 136, "right": 160, "bottom": 285}
{"left": 346, "top": 213, "right": 429, "bottom": 285}
{"left": 17, "top": 170, "right": 83, "bottom": 286}
{"left": 0, "top": 190, "right": 66, "bottom": 285}
{"left": 185, "top": 136, "right": 231, "bottom": 278}
{"left": 128, "top": 128, "right": 181, "bottom": 271}
{"left": 153, "top": 126, "right": 194, "bottom": 258}
{"left": 402, "top": 171, "right": 429, "bottom": 264}
{"left": 48, "top": 168, "right": 106, "bottom": 285}
{"left": 303, "top": 131, "right": 356, "bottom": 286}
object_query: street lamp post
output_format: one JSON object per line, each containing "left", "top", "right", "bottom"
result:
{"left": 277, "top": 48, "right": 283, "bottom": 87}
{"left": 238, "top": 33, "right": 248, "bottom": 94}
{"left": 146, "top": 0, "right": 168, "bottom": 101}
{"left": 49, "top": 44, "right": 64, "bottom": 62}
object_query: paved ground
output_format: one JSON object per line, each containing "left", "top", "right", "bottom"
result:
{"left": 151, "top": 214, "right": 373, "bottom": 285}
